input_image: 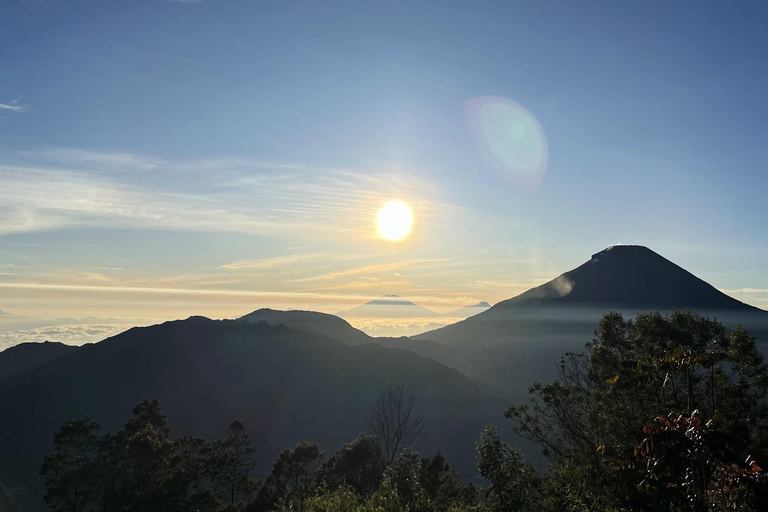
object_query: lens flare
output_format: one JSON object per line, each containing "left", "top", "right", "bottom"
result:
{"left": 465, "top": 96, "right": 548, "bottom": 191}
{"left": 376, "top": 200, "right": 413, "bottom": 241}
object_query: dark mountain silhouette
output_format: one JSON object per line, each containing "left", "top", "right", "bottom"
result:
{"left": 414, "top": 245, "right": 768, "bottom": 391}
{"left": 0, "top": 317, "right": 503, "bottom": 510}
{"left": 340, "top": 295, "right": 439, "bottom": 318}
{"left": 239, "top": 308, "right": 371, "bottom": 345}
{"left": 238, "top": 308, "right": 465, "bottom": 372}
{"left": 0, "top": 341, "right": 80, "bottom": 378}
{"left": 496, "top": 245, "right": 761, "bottom": 311}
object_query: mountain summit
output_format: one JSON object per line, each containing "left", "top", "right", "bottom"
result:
{"left": 340, "top": 295, "right": 439, "bottom": 318}
{"left": 414, "top": 245, "right": 768, "bottom": 391}
{"left": 496, "top": 245, "right": 758, "bottom": 311}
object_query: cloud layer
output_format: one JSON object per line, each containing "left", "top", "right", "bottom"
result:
{"left": 0, "top": 324, "right": 136, "bottom": 350}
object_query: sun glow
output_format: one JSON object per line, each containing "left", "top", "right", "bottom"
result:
{"left": 376, "top": 200, "right": 413, "bottom": 241}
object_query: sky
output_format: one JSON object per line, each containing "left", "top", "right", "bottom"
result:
{"left": 1, "top": 0, "right": 768, "bottom": 346}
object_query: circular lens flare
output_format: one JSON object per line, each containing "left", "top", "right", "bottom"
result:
{"left": 465, "top": 96, "right": 548, "bottom": 191}
{"left": 377, "top": 200, "right": 413, "bottom": 241}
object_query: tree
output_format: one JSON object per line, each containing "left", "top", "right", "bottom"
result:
{"left": 41, "top": 400, "right": 258, "bottom": 512}
{"left": 367, "top": 383, "right": 425, "bottom": 463}
{"left": 171, "top": 435, "right": 219, "bottom": 512}
{"left": 256, "top": 441, "right": 325, "bottom": 511}
{"left": 506, "top": 310, "right": 768, "bottom": 511}
{"left": 211, "top": 420, "right": 256, "bottom": 505}
{"left": 318, "top": 432, "right": 385, "bottom": 495}
{"left": 99, "top": 399, "right": 177, "bottom": 510}
{"left": 40, "top": 418, "right": 102, "bottom": 512}
{"left": 476, "top": 425, "right": 538, "bottom": 512}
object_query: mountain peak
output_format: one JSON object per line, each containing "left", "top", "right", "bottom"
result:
{"left": 495, "top": 245, "right": 757, "bottom": 312}
{"left": 340, "top": 297, "right": 439, "bottom": 318}
{"left": 591, "top": 244, "right": 656, "bottom": 260}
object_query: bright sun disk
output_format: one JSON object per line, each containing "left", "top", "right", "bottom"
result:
{"left": 377, "top": 200, "right": 413, "bottom": 241}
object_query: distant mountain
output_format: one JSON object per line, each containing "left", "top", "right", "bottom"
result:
{"left": 445, "top": 301, "right": 491, "bottom": 318}
{"left": 0, "top": 317, "right": 503, "bottom": 510}
{"left": 0, "top": 341, "right": 80, "bottom": 378}
{"left": 340, "top": 295, "right": 439, "bottom": 318}
{"left": 239, "top": 308, "right": 372, "bottom": 345}
{"left": 415, "top": 245, "right": 768, "bottom": 390}
{"left": 238, "top": 308, "right": 466, "bottom": 373}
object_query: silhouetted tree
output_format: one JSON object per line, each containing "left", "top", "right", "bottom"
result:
{"left": 41, "top": 400, "right": 258, "bottom": 512}
{"left": 367, "top": 383, "right": 424, "bottom": 463}
{"left": 476, "top": 425, "right": 538, "bottom": 512}
{"left": 506, "top": 310, "right": 768, "bottom": 511}
{"left": 256, "top": 441, "right": 324, "bottom": 511}
{"left": 419, "top": 452, "right": 480, "bottom": 511}
{"left": 40, "top": 418, "right": 102, "bottom": 512}
{"left": 171, "top": 435, "right": 219, "bottom": 511}
{"left": 100, "top": 399, "right": 177, "bottom": 510}
{"left": 317, "top": 432, "right": 385, "bottom": 495}
{"left": 211, "top": 420, "right": 256, "bottom": 505}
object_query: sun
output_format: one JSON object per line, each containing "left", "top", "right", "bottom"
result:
{"left": 376, "top": 200, "right": 413, "bottom": 241}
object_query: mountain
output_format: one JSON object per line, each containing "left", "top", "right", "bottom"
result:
{"left": 495, "top": 245, "right": 761, "bottom": 311}
{"left": 0, "top": 341, "right": 80, "bottom": 378}
{"left": 238, "top": 308, "right": 467, "bottom": 374}
{"left": 0, "top": 317, "right": 504, "bottom": 510}
{"left": 239, "top": 308, "right": 372, "bottom": 345}
{"left": 414, "top": 245, "right": 768, "bottom": 390}
{"left": 340, "top": 295, "right": 439, "bottom": 318}
{"left": 445, "top": 301, "right": 491, "bottom": 318}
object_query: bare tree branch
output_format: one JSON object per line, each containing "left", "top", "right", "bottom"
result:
{"left": 366, "top": 383, "right": 424, "bottom": 463}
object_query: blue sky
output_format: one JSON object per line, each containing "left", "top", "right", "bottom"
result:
{"left": 1, "top": 0, "right": 767, "bottom": 345}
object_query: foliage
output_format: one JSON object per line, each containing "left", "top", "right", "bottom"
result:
{"left": 41, "top": 400, "right": 256, "bottom": 511}
{"left": 254, "top": 440, "right": 325, "bottom": 512}
{"left": 211, "top": 420, "right": 257, "bottom": 505}
{"left": 506, "top": 310, "right": 768, "bottom": 511}
{"left": 317, "top": 433, "right": 386, "bottom": 495}
{"left": 476, "top": 425, "right": 539, "bottom": 511}
{"left": 40, "top": 418, "right": 102, "bottom": 512}
{"left": 42, "top": 400, "right": 488, "bottom": 512}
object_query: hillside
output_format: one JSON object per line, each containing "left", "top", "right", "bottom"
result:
{"left": 445, "top": 301, "right": 491, "bottom": 318}
{"left": 415, "top": 246, "right": 768, "bottom": 389}
{"left": 0, "top": 341, "right": 80, "bottom": 378}
{"left": 0, "top": 317, "right": 504, "bottom": 510}
{"left": 239, "top": 308, "right": 464, "bottom": 370}
{"left": 239, "top": 308, "right": 372, "bottom": 345}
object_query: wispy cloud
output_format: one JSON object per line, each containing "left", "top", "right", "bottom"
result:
{"left": 0, "top": 149, "right": 445, "bottom": 240}
{"left": 220, "top": 253, "right": 325, "bottom": 271}
{"left": 720, "top": 288, "right": 768, "bottom": 294}
{"left": 0, "top": 310, "right": 10, "bottom": 316}
{"left": 0, "top": 98, "right": 27, "bottom": 112}
{"left": 289, "top": 260, "right": 445, "bottom": 283}
{"left": 27, "top": 148, "right": 163, "bottom": 171}
{"left": 0, "top": 280, "right": 413, "bottom": 304}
